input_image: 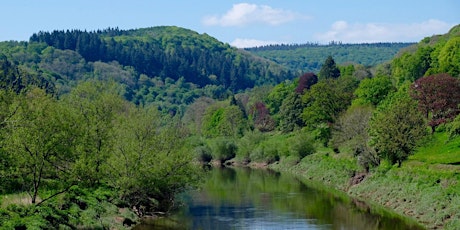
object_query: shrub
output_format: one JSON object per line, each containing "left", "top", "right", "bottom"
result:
{"left": 448, "top": 114, "right": 460, "bottom": 139}
{"left": 210, "top": 138, "right": 237, "bottom": 163}
{"left": 236, "top": 131, "right": 266, "bottom": 163}
{"left": 194, "top": 145, "right": 213, "bottom": 164}
{"left": 289, "top": 133, "right": 315, "bottom": 159}
{"left": 250, "top": 142, "right": 280, "bottom": 164}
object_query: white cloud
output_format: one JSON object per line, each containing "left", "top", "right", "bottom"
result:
{"left": 315, "top": 19, "right": 454, "bottom": 43}
{"left": 230, "top": 38, "right": 279, "bottom": 48}
{"left": 202, "top": 3, "right": 305, "bottom": 27}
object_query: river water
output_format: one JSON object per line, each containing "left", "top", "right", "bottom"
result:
{"left": 135, "top": 167, "right": 425, "bottom": 230}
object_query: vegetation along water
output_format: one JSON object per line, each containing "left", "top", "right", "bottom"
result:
{"left": 135, "top": 167, "right": 425, "bottom": 230}
{"left": 0, "top": 24, "right": 459, "bottom": 229}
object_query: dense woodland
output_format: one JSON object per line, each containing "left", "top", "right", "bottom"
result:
{"left": 0, "top": 24, "right": 459, "bottom": 228}
{"left": 246, "top": 42, "right": 414, "bottom": 73}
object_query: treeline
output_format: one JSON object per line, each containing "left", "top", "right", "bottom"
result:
{"left": 0, "top": 77, "right": 201, "bottom": 228}
{"left": 245, "top": 42, "right": 414, "bottom": 51}
{"left": 246, "top": 42, "right": 415, "bottom": 72}
{"left": 186, "top": 24, "right": 460, "bottom": 169}
{"left": 1, "top": 24, "right": 459, "bottom": 228}
{"left": 29, "top": 26, "right": 294, "bottom": 92}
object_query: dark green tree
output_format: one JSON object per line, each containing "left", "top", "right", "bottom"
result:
{"left": 302, "top": 78, "right": 355, "bottom": 128}
{"left": 319, "top": 56, "right": 340, "bottom": 80}
{"left": 278, "top": 92, "right": 304, "bottom": 133}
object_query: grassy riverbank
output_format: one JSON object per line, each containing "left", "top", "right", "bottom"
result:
{"left": 269, "top": 133, "right": 460, "bottom": 229}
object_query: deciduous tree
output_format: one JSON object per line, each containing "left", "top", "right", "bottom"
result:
{"left": 353, "top": 75, "right": 395, "bottom": 107}
{"left": 4, "top": 88, "right": 78, "bottom": 204}
{"left": 295, "top": 72, "right": 318, "bottom": 94}
{"left": 369, "top": 85, "right": 427, "bottom": 167}
{"left": 410, "top": 73, "right": 460, "bottom": 132}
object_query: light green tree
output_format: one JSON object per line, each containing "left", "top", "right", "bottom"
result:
{"left": 437, "top": 37, "right": 460, "bottom": 77}
{"left": 353, "top": 75, "right": 396, "bottom": 107}
{"left": 3, "top": 88, "right": 78, "bottom": 204}
{"left": 106, "top": 106, "right": 200, "bottom": 215}
{"left": 202, "top": 104, "right": 246, "bottom": 138}
{"left": 369, "top": 85, "right": 427, "bottom": 167}
{"left": 63, "top": 80, "right": 126, "bottom": 185}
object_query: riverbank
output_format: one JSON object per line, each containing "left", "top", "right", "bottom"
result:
{"left": 267, "top": 151, "right": 460, "bottom": 230}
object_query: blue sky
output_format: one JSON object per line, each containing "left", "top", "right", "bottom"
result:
{"left": 1, "top": 0, "right": 459, "bottom": 47}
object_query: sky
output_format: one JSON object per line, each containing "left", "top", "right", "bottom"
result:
{"left": 1, "top": 0, "right": 459, "bottom": 48}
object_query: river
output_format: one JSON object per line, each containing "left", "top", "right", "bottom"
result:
{"left": 134, "top": 167, "right": 425, "bottom": 230}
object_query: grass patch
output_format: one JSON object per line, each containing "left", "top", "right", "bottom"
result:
{"left": 410, "top": 132, "right": 460, "bottom": 164}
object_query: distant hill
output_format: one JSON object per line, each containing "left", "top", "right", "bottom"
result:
{"left": 246, "top": 42, "right": 415, "bottom": 73}
{"left": 28, "top": 26, "right": 294, "bottom": 92}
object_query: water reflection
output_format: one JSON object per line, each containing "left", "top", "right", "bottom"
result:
{"left": 135, "top": 167, "right": 424, "bottom": 230}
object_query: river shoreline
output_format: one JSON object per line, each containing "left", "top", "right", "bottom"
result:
{"left": 253, "top": 152, "right": 460, "bottom": 230}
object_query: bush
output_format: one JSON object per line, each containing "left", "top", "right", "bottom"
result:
{"left": 194, "top": 145, "right": 213, "bottom": 164}
{"left": 289, "top": 133, "right": 315, "bottom": 159}
{"left": 236, "top": 131, "right": 266, "bottom": 163}
{"left": 448, "top": 114, "right": 460, "bottom": 139}
{"left": 249, "top": 142, "right": 280, "bottom": 164}
{"left": 210, "top": 138, "right": 237, "bottom": 163}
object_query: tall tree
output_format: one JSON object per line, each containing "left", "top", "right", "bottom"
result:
{"left": 319, "top": 56, "right": 340, "bottom": 80}
{"left": 63, "top": 81, "right": 126, "bottom": 185}
{"left": 437, "top": 37, "right": 460, "bottom": 77}
{"left": 295, "top": 72, "right": 318, "bottom": 94}
{"left": 3, "top": 88, "right": 78, "bottom": 204}
{"left": 250, "top": 101, "right": 275, "bottom": 132}
{"left": 302, "top": 78, "right": 356, "bottom": 128}
{"left": 369, "top": 85, "right": 427, "bottom": 167}
{"left": 106, "top": 106, "right": 200, "bottom": 215}
{"left": 278, "top": 92, "right": 304, "bottom": 133}
{"left": 331, "top": 105, "right": 379, "bottom": 171}
{"left": 410, "top": 73, "right": 460, "bottom": 132}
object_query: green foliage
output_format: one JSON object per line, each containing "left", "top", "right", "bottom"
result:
{"left": 391, "top": 46, "right": 433, "bottom": 84}
{"left": 106, "top": 105, "right": 201, "bottom": 214}
{"left": 29, "top": 26, "right": 293, "bottom": 93}
{"left": 369, "top": 85, "right": 427, "bottom": 166}
{"left": 319, "top": 56, "right": 340, "bottom": 80}
{"left": 194, "top": 145, "right": 213, "bottom": 164}
{"left": 331, "top": 105, "right": 379, "bottom": 170}
{"left": 302, "top": 77, "right": 357, "bottom": 129}
{"left": 3, "top": 88, "right": 78, "bottom": 204}
{"left": 63, "top": 81, "right": 126, "bottom": 186}
{"left": 437, "top": 37, "right": 460, "bottom": 77}
{"left": 278, "top": 92, "right": 304, "bottom": 133}
{"left": 247, "top": 42, "right": 414, "bottom": 73}
{"left": 236, "top": 130, "right": 266, "bottom": 163}
{"left": 209, "top": 137, "right": 238, "bottom": 164}
{"left": 448, "top": 114, "right": 460, "bottom": 140}
{"left": 411, "top": 131, "right": 460, "bottom": 164}
{"left": 202, "top": 104, "right": 247, "bottom": 138}
{"left": 288, "top": 132, "right": 316, "bottom": 159}
{"left": 353, "top": 75, "right": 396, "bottom": 107}
{"left": 266, "top": 80, "right": 295, "bottom": 115}
{"left": 250, "top": 141, "right": 280, "bottom": 164}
